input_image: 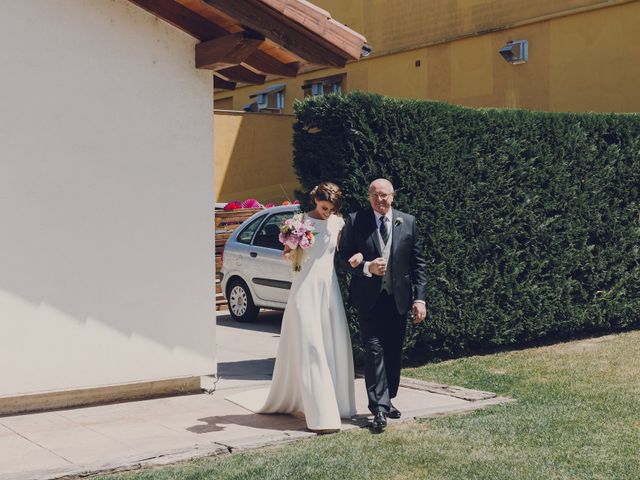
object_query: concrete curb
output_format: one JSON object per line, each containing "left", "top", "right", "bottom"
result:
{"left": 399, "top": 376, "right": 498, "bottom": 401}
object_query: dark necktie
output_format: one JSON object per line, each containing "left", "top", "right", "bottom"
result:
{"left": 379, "top": 216, "right": 389, "bottom": 245}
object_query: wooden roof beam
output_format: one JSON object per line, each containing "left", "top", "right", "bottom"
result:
{"left": 129, "top": 0, "right": 227, "bottom": 40}
{"left": 196, "top": 31, "right": 265, "bottom": 70}
{"left": 244, "top": 50, "right": 299, "bottom": 77}
{"left": 204, "top": 0, "right": 347, "bottom": 67}
{"left": 216, "top": 65, "right": 266, "bottom": 85}
{"left": 214, "top": 75, "right": 237, "bottom": 90}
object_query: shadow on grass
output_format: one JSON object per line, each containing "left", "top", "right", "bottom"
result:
{"left": 402, "top": 325, "right": 640, "bottom": 368}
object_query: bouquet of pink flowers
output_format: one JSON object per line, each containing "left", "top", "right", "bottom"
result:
{"left": 279, "top": 213, "right": 316, "bottom": 271}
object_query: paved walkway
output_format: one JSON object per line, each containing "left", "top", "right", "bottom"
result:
{"left": 0, "top": 312, "right": 511, "bottom": 480}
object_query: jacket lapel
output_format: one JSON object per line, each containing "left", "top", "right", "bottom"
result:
{"left": 391, "top": 208, "right": 403, "bottom": 260}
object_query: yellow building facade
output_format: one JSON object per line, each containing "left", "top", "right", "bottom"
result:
{"left": 214, "top": 111, "right": 297, "bottom": 203}
{"left": 215, "top": 0, "right": 640, "bottom": 202}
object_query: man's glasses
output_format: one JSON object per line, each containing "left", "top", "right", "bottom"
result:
{"left": 370, "top": 192, "right": 393, "bottom": 200}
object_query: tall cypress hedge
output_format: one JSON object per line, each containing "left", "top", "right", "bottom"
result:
{"left": 293, "top": 92, "right": 640, "bottom": 363}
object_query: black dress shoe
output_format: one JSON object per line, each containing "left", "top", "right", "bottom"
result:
{"left": 387, "top": 405, "right": 402, "bottom": 419}
{"left": 372, "top": 412, "right": 387, "bottom": 432}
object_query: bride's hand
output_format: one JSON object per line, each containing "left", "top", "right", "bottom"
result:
{"left": 282, "top": 246, "right": 292, "bottom": 261}
{"left": 348, "top": 252, "right": 364, "bottom": 268}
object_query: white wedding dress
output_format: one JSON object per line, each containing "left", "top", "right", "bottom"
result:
{"left": 227, "top": 213, "right": 356, "bottom": 430}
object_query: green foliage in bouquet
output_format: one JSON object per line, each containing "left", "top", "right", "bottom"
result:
{"left": 293, "top": 92, "right": 640, "bottom": 363}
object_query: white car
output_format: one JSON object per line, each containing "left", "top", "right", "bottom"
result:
{"left": 220, "top": 205, "right": 299, "bottom": 322}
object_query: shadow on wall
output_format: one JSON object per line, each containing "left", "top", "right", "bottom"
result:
{"left": 214, "top": 111, "right": 299, "bottom": 205}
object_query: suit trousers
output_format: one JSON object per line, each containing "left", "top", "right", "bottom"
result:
{"left": 358, "top": 291, "right": 407, "bottom": 415}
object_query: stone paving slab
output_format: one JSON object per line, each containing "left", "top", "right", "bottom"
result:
{"left": 0, "top": 379, "right": 512, "bottom": 480}
{"left": 399, "top": 377, "right": 498, "bottom": 401}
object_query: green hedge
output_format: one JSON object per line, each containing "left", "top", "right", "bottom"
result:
{"left": 293, "top": 92, "right": 640, "bottom": 362}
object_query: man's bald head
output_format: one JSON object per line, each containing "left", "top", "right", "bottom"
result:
{"left": 369, "top": 178, "right": 395, "bottom": 215}
{"left": 369, "top": 178, "right": 394, "bottom": 194}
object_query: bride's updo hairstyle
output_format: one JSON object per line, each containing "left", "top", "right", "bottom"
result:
{"left": 310, "top": 181, "right": 343, "bottom": 213}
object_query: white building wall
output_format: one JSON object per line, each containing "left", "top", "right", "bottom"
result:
{"left": 0, "top": 0, "right": 215, "bottom": 396}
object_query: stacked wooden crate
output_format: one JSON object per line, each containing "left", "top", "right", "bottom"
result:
{"left": 215, "top": 208, "right": 262, "bottom": 311}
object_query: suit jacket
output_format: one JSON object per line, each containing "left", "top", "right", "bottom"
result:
{"left": 337, "top": 207, "right": 427, "bottom": 315}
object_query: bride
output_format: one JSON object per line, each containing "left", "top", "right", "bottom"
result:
{"left": 228, "top": 182, "right": 362, "bottom": 433}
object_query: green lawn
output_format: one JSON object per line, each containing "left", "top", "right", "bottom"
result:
{"left": 99, "top": 331, "right": 640, "bottom": 480}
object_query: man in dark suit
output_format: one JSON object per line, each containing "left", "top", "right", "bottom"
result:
{"left": 338, "top": 178, "right": 427, "bottom": 432}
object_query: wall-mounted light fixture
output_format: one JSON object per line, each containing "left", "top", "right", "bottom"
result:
{"left": 360, "top": 44, "right": 373, "bottom": 58}
{"left": 499, "top": 40, "right": 528, "bottom": 64}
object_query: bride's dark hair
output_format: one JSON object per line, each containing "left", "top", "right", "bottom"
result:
{"left": 310, "top": 182, "right": 343, "bottom": 212}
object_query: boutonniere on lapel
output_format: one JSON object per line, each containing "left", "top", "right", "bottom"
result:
{"left": 394, "top": 217, "right": 404, "bottom": 227}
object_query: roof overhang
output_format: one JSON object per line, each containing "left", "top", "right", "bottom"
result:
{"left": 128, "top": 0, "right": 369, "bottom": 90}
{"left": 249, "top": 83, "right": 286, "bottom": 98}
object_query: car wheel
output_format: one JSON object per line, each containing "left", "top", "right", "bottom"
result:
{"left": 226, "top": 278, "right": 259, "bottom": 323}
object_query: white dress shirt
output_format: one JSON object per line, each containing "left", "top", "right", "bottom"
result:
{"left": 363, "top": 210, "right": 393, "bottom": 277}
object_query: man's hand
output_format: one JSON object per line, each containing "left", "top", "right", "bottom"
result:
{"left": 412, "top": 302, "right": 427, "bottom": 324}
{"left": 348, "top": 252, "right": 364, "bottom": 268}
{"left": 368, "top": 257, "right": 387, "bottom": 276}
